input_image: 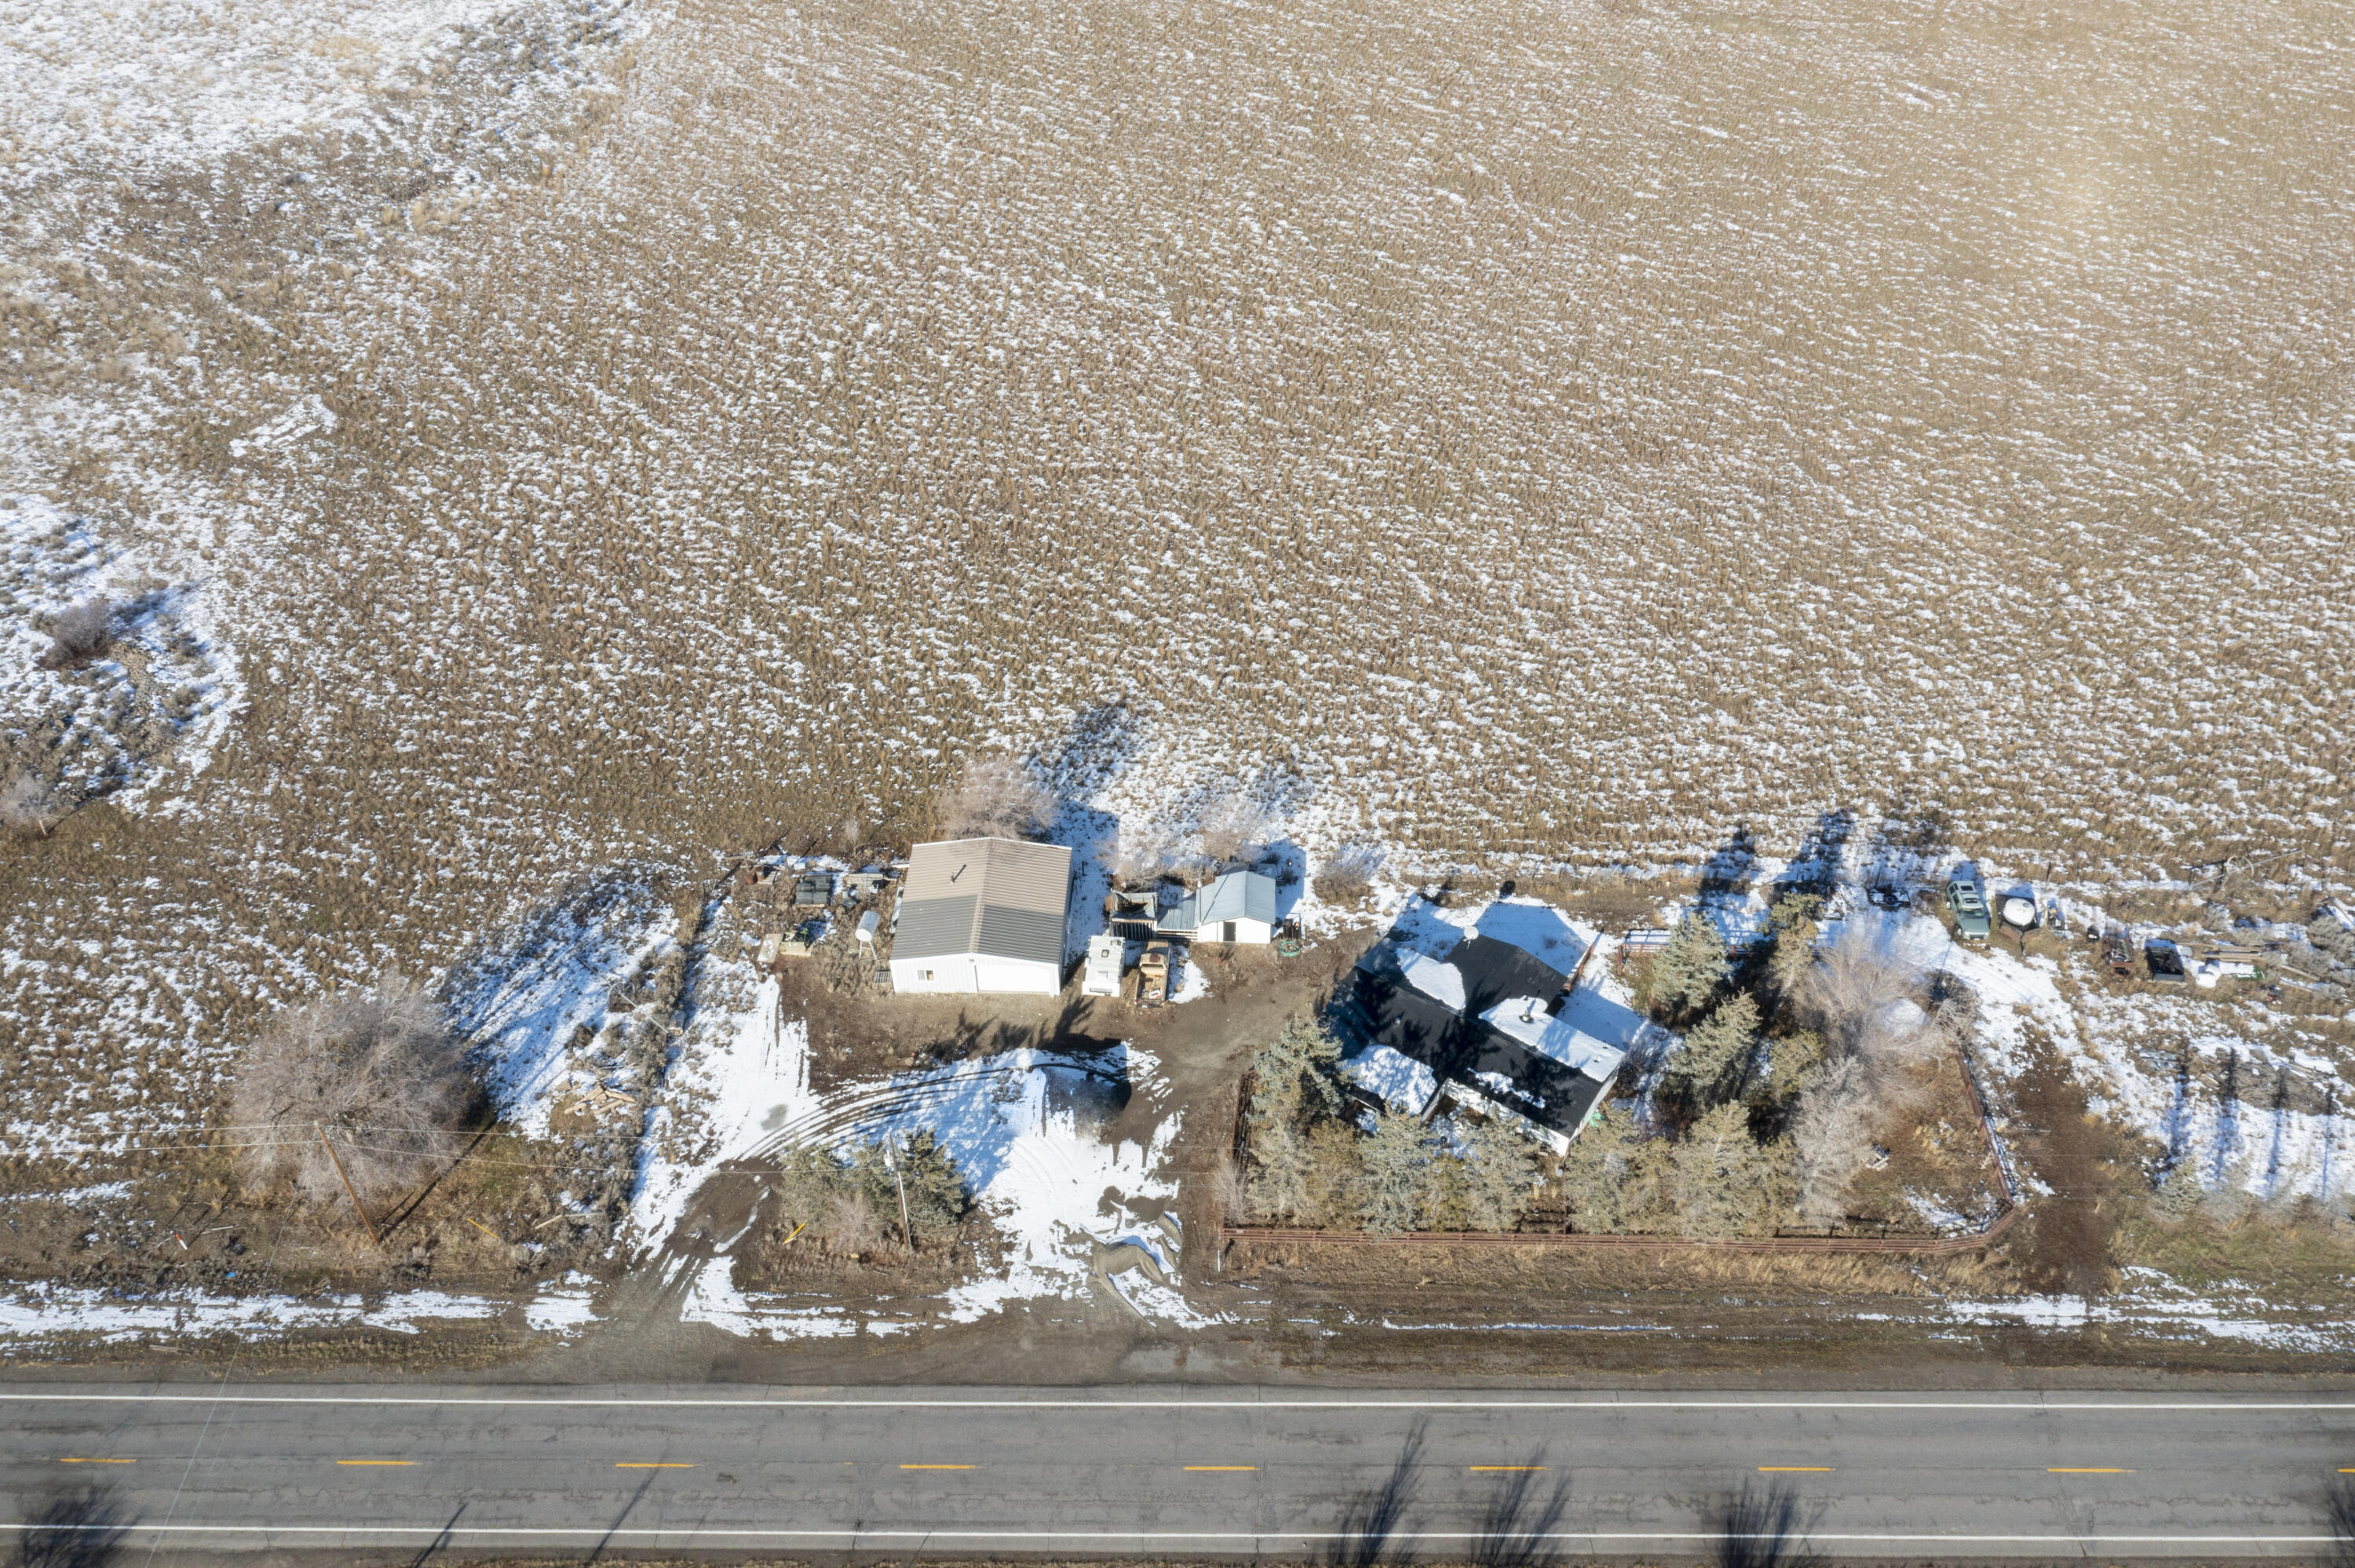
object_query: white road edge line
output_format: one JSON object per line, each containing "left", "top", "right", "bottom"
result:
{"left": 0, "top": 1394, "right": 2350, "bottom": 1411}
{"left": 0, "top": 1526, "right": 2337, "bottom": 1544}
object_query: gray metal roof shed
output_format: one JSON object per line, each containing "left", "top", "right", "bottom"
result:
{"left": 1162, "top": 869, "right": 1277, "bottom": 935}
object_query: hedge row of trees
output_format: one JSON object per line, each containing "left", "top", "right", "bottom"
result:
{"left": 1242, "top": 1019, "right": 1538, "bottom": 1233}
{"left": 1233, "top": 895, "right": 1970, "bottom": 1241}
{"left": 1573, "top": 893, "right": 1962, "bottom": 1236}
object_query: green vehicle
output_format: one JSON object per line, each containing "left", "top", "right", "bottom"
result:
{"left": 1946, "top": 877, "right": 1993, "bottom": 940}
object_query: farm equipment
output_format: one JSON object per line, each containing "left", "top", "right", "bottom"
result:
{"left": 776, "top": 917, "right": 824, "bottom": 959}
{"left": 1136, "top": 941, "right": 1172, "bottom": 1006}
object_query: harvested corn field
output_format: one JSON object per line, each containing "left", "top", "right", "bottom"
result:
{"left": 2, "top": 0, "right": 2351, "bottom": 1173}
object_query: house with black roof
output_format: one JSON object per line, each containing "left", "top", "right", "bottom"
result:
{"left": 1332, "top": 897, "right": 1630, "bottom": 1153}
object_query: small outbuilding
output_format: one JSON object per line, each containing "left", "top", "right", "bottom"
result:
{"left": 888, "top": 837, "right": 1072, "bottom": 995}
{"left": 1080, "top": 932, "right": 1123, "bottom": 997}
{"left": 1158, "top": 868, "right": 1279, "bottom": 945}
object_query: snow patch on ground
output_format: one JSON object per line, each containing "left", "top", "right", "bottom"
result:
{"left": 635, "top": 980, "right": 1191, "bottom": 1336}
{"left": 0, "top": 1281, "right": 599, "bottom": 1346}
{"left": 1883, "top": 1267, "right": 2354, "bottom": 1355}
{"left": 447, "top": 873, "right": 677, "bottom": 1137}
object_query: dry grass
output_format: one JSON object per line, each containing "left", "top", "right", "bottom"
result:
{"left": 1, "top": 0, "right": 2351, "bottom": 1159}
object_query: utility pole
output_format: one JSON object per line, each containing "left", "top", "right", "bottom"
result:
{"left": 317, "top": 1123, "right": 383, "bottom": 1250}
{"left": 885, "top": 1137, "right": 913, "bottom": 1251}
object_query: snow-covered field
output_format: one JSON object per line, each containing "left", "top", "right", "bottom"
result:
{"left": 1, "top": 0, "right": 2349, "bottom": 1172}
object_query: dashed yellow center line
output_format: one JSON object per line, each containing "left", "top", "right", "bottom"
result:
{"left": 1185, "top": 1465, "right": 1258, "bottom": 1471}
{"left": 1470, "top": 1465, "right": 1548, "bottom": 1472}
{"left": 615, "top": 1462, "right": 696, "bottom": 1469}
{"left": 2049, "top": 1468, "right": 2133, "bottom": 1474}
{"left": 1758, "top": 1467, "right": 1834, "bottom": 1473}
{"left": 336, "top": 1460, "right": 414, "bottom": 1467}
{"left": 900, "top": 1464, "right": 975, "bottom": 1471}
{"left": 60, "top": 1458, "right": 135, "bottom": 1465}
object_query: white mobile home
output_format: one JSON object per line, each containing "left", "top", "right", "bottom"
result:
{"left": 889, "top": 837, "right": 1072, "bottom": 995}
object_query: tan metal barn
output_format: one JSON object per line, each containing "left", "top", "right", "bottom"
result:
{"left": 888, "top": 837, "right": 1072, "bottom": 995}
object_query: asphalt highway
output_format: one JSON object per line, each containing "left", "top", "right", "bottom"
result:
{"left": 3, "top": 1386, "right": 2351, "bottom": 1558}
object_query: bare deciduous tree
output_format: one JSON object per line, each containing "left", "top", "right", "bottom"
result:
{"left": 935, "top": 754, "right": 1053, "bottom": 841}
{"left": 1198, "top": 793, "right": 1270, "bottom": 866}
{"left": 1113, "top": 825, "right": 1178, "bottom": 884}
{"left": 230, "top": 976, "right": 476, "bottom": 1210}
{"left": 1786, "top": 932, "right": 1949, "bottom": 1223}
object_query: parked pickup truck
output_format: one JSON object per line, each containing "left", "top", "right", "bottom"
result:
{"left": 1946, "top": 877, "right": 1993, "bottom": 940}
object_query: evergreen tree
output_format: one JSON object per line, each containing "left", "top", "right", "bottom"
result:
{"left": 1665, "top": 992, "right": 1763, "bottom": 1112}
{"left": 1356, "top": 1110, "right": 1437, "bottom": 1233}
{"left": 1557, "top": 1105, "right": 1641, "bottom": 1232}
{"left": 1247, "top": 1117, "right": 1316, "bottom": 1222}
{"left": 1459, "top": 1119, "right": 1537, "bottom": 1231}
{"left": 1650, "top": 910, "right": 1729, "bottom": 1022}
{"left": 1670, "top": 1102, "right": 1791, "bottom": 1238}
{"left": 849, "top": 1130, "right": 967, "bottom": 1235}
{"left": 1764, "top": 892, "right": 1823, "bottom": 1004}
{"left": 1244, "top": 1016, "right": 1350, "bottom": 1221}
{"left": 1769, "top": 1028, "right": 1828, "bottom": 1090}
{"left": 1248, "top": 1016, "right": 1345, "bottom": 1123}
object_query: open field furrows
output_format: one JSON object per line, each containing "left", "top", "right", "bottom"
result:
{"left": 2, "top": 0, "right": 2351, "bottom": 1158}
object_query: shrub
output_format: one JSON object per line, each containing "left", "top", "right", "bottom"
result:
{"left": 1313, "top": 844, "right": 1381, "bottom": 906}
{"left": 0, "top": 769, "right": 64, "bottom": 837}
{"left": 935, "top": 754, "right": 1053, "bottom": 841}
{"left": 229, "top": 976, "right": 474, "bottom": 1208}
{"left": 770, "top": 1133, "right": 969, "bottom": 1250}
{"left": 40, "top": 597, "right": 113, "bottom": 668}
